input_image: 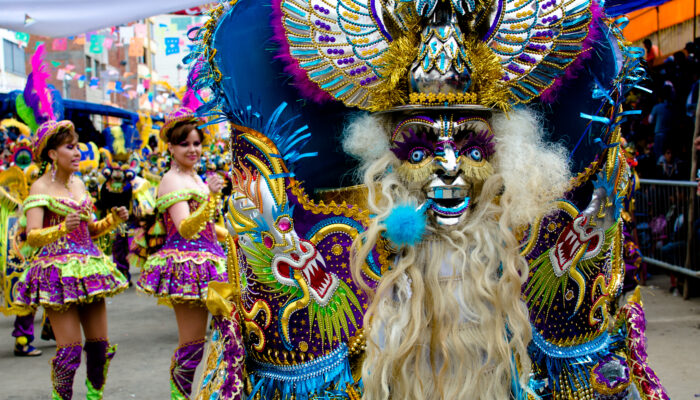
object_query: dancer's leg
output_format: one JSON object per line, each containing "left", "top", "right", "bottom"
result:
{"left": 79, "top": 300, "right": 115, "bottom": 400}
{"left": 170, "top": 303, "right": 208, "bottom": 399}
{"left": 13, "top": 313, "right": 42, "bottom": 356}
{"left": 45, "top": 307, "right": 82, "bottom": 400}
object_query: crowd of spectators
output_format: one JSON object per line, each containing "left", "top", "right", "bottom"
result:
{"left": 623, "top": 38, "right": 700, "bottom": 292}
{"left": 625, "top": 38, "right": 699, "bottom": 181}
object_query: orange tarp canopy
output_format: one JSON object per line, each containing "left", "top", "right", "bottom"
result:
{"left": 623, "top": 0, "right": 700, "bottom": 42}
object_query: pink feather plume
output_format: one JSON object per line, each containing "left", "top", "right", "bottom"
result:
{"left": 183, "top": 63, "right": 203, "bottom": 111}
{"left": 30, "top": 43, "right": 55, "bottom": 120}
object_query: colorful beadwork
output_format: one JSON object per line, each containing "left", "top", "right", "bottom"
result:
{"left": 137, "top": 189, "right": 227, "bottom": 303}
{"left": 14, "top": 195, "right": 128, "bottom": 311}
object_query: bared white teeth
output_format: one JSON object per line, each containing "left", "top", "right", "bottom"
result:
{"left": 427, "top": 186, "right": 469, "bottom": 199}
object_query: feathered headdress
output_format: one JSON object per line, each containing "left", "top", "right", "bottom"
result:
{"left": 17, "top": 44, "right": 70, "bottom": 162}
{"left": 159, "top": 67, "right": 205, "bottom": 142}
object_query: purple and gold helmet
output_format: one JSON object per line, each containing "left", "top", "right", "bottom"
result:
{"left": 32, "top": 120, "right": 74, "bottom": 163}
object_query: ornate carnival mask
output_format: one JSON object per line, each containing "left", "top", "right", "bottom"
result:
{"left": 390, "top": 111, "right": 495, "bottom": 226}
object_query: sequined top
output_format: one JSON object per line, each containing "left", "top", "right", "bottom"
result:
{"left": 155, "top": 189, "right": 225, "bottom": 257}
{"left": 23, "top": 194, "right": 103, "bottom": 260}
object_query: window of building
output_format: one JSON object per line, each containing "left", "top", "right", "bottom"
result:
{"left": 3, "top": 39, "right": 26, "bottom": 76}
{"left": 86, "top": 55, "right": 93, "bottom": 77}
{"left": 140, "top": 47, "right": 147, "bottom": 65}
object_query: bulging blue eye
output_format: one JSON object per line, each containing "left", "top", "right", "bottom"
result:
{"left": 468, "top": 148, "right": 482, "bottom": 161}
{"left": 409, "top": 148, "right": 428, "bottom": 163}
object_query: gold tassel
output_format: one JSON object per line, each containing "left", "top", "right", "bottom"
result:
{"left": 368, "top": 23, "right": 421, "bottom": 112}
{"left": 463, "top": 38, "right": 512, "bottom": 112}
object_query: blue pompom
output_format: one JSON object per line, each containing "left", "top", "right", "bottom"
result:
{"left": 384, "top": 203, "right": 427, "bottom": 247}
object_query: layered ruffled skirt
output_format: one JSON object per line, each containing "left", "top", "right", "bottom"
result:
{"left": 14, "top": 254, "right": 128, "bottom": 312}
{"left": 136, "top": 249, "right": 227, "bottom": 304}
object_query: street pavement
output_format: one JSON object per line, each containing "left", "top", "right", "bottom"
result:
{"left": 0, "top": 270, "right": 181, "bottom": 399}
{"left": 1, "top": 270, "right": 699, "bottom": 399}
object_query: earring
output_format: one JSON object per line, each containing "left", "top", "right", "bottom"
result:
{"left": 51, "top": 160, "right": 57, "bottom": 182}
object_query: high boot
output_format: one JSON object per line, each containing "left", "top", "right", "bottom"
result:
{"left": 170, "top": 339, "right": 205, "bottom": 400}
{"left": 84, "top": 339, "right": 116, "bottom": 400}
{"left": 51, "top": 342, "right": 82, "bottom": 400}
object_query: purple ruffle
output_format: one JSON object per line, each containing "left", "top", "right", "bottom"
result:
{"left": 14, "top": 263, "right": 128, "bottom": 310}
{"left": 136, "top": 255, "right": 227, "bottom": 303}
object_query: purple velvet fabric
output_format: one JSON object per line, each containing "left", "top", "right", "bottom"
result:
{"left": 51, "top": 343, "right": 82, "bottom": 400}
{"left": 214, "top": 315, "right": 246, "bottom": 399}
{"left": 84, "top": 339, "right": 115, "bottom": 391}
{"left": 622, "top": 301, "right": 670, "bottom": 399}
{"left": 112, "top": 234, "right": 131, "bottom": 282}
{"left": 12, "top": 314, "right": 35, "bottom": 341}
{"left": 171, "top": 339, "right": 205, "bottom": 397}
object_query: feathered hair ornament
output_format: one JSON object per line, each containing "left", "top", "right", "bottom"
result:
{"left": 19, "top": 44, "right": 71, "bottom": 162}
{"left": 159, "top": 66, "right": 206, "bottom": 142}
{"left": 17, "top": 44, "right": 63, "bottom": 131}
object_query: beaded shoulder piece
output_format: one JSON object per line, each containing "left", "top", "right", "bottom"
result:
{"left": 519, "top": 21, "right": 668, "bottom": 398}
{"left": 23, "top": 194, "right": 92, "bottom": 219}
{"left": 156, "top": 189, "right": 207, "bottom": 213}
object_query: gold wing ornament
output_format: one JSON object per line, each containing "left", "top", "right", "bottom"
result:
{"left": 0, "top": 166, "right": 29, "bottom": 314}
{"left": 484, "top": 0, "right": 594, "bottom": 103}
{"left": 279, "top": 0, "right": 402, "bottom": 108}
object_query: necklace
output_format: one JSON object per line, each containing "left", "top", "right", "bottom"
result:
{"left": 62, "top": 174, "right": 74, "bottom": 198}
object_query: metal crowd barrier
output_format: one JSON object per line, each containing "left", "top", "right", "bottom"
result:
{"left": 633, "top": 179, "right": 700, "bottom": 278}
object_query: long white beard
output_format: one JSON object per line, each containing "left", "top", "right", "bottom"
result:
{"left": 361, "top": 209, "right": 529, "bottom": 400}
{"left": 347, "top": 108, "right": 572, "bottom": 400}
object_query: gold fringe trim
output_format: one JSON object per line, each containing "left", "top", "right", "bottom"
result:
{"left": 396, "top": 162, "right": 436, "bottom": 184}
{"left": 368, "top": 24, "right": 421, "bottom": 112}
{"left": 464, "top": 38, "right": 511, "bottom": 111}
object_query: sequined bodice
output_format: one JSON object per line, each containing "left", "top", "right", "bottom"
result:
{"left": 156, "top": 189, "right": 224, "bottom": 257}
{"left": 23, "top": 194, "right": 102, "bottom": 258}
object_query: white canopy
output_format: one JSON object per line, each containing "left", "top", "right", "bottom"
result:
{"left": 0, "top": 0, "right": 209, "bottom": 37}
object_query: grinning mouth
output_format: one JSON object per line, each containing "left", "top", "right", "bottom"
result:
{"left": 301, "top": 253, "right": 337, "bottom": 304}
{"left": 426, "top": 185, "right": 471, "bottom": 218}
{"left": 271, "top": 239, "right": 339, "bottom": 306}
{"left": 550, "top": 216, "right": 604, "bottom": 277}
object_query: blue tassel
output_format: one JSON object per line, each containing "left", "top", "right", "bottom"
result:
{"left": 529, "top": 330, "right": 611, "bottom": 392}
{"left": 383, "top": 202, "right": 429, "bottom": 247}
{"left": 248, "top": 344, "right": 355, "bottom": 400}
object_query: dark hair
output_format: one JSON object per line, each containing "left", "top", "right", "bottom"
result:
{"left": 643, "top": 38, "right": 652, "bottom": 47}
{"left": 40, "top": 125, "right": 78, "bottom": 163}
{"left": 167, "top": 121, "right": 203, "bottom": 144}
